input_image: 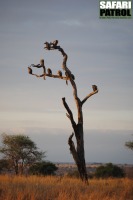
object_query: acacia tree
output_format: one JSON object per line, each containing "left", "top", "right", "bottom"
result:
{"left": 28, "top": 40, "right": 98, "bottom": 183}
{"left": 0, "top": 134, "right": 44, "bottom": 175}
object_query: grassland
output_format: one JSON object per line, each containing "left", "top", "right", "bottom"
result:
{"left": 0, "top": 175, "right": 133, "bottom": 200}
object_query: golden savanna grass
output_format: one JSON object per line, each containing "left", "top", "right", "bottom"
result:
{"left": 0, "top": 175, "right": 133, "bottom": 200}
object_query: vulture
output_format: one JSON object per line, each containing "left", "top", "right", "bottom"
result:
{"left": 47, "top": 68, "right": 52, "bottom": 75}
{"left": 44, "top": 42, "right": 50, "bottom": 50}
{"left": 71, "top": 74, "right": 75, "bottom": 80}
{"left": 28, "top": 67, "right": 32, "bottom": 74}
{"left": 57, "top": 70, "right": 62, "bottom": 77}
{"left": 52, "top": 40, "right": 58, "bottom": 47}
{"left": 92, "top": 85, "right": 98, "bottom": 91}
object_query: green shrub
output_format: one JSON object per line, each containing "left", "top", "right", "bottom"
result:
{"left": 29, "top": 161, "right": 58, "bottom": 176}
{"left": 0, "top": 159, "right": 10, "bottom": 173}
{"left": 95, "top": 163, "right": 125, "bottom": 178}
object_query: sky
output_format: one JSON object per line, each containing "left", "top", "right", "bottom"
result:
{"left": 0, "top": 0, "right": 133, "bottom": 164}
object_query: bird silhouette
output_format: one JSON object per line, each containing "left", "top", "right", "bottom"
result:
{"left": 44, "top": 42, "right": 50, "bottom": 50}
{"left": 47, "top": 68, "right": 52, "bottom": 75}
{"left": 52, "top": 40, "right": 58, "bottom": 47}
{"left": 71, "top": 74, "right": 75, "bottom": 80}
{"left": 28, "top": 67, "right": 32, "bottom": 74}
{"left": 92, "top": 85, "right": 98, "bottom": 91}
{"left": 57, "top": 70, "right": 62, "bottom": 77}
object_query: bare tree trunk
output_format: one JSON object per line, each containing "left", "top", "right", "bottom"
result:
{"left": 28, "top": 40, "right": 98, "bottom": 183}
{"left": 62, "top": 98, "right": 88, "bottom": 183}
{"left": 68, "top": 126, "right": 88, "bottom": 182}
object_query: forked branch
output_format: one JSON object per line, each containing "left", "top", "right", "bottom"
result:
{"left": 81, "top": 85, "right": 98, "bottom": 106}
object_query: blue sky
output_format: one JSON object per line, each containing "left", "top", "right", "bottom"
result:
{"left": 0, "top": 0, "right": 133, "bottom": 164}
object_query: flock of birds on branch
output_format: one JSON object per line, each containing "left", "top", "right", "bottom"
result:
{"left": 44, "top": 39, "right": 59, "bottom": 50}
{"left": 28, "top": 40, "right": 98, "bottom": 91}
{"left": 28, "top": 63, "right": 75, "bottom": 85}
{"left": 28, "top": 40, "right": 75, "bottom": 85}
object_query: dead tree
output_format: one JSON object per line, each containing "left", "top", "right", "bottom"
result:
{"left": 28, "top": 40, "right": 98, "bottom": 183}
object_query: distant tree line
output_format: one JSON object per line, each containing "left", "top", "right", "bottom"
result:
{"left": 66, "top": 163, "right": 125, "bottom": 179}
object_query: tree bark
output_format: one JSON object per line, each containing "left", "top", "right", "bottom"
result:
{"left": 62, "top": 98, "right": 88, "bottom": 183}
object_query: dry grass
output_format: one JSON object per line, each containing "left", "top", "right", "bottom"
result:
{"left": 0, "top": 175, "right": 133, "bottom": 200}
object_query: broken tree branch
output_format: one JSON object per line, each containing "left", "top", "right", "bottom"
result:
{"left": 68, "top": 133, "right": 79, "bottom": 161}
{"left": 62, "top": 97, "right": 77, "bottom": 133}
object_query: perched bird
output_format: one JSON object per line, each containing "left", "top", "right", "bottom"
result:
{"left": 71, "top": 74, "right": 75, "bottom": 80}
{"left": 44, "top": 42, "right": 50, "bottom": 50}
{"left": 52, "top": 40, "right": 58, "bottom": 47}
{"left": 57, "top": 70, "right": 62, "bottom": 77}
{"left": 92, "top": 85, "right": 98, "bottom": 91}
{"left": 28, "top": 67, "right": 32, "bottom": 74}
{"left": 40, "top": 59, "right": 46, "bottom": 80}
{"left": 47, "top": 68, "right": 52, "bottom": 75}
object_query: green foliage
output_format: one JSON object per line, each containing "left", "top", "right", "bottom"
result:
{"left": 0, "top": 159, "right": 10, "bottom": 173}
{"left": 95, "top": 163, "right": 125, "bottom": 178}
{"left": 29, "top": 161, "right": 58, "bottom": 175}
{"left": 0, "top": 133, "right": 45, "bottom": 175}
{"left": 125, "top": 141, "right": 133, "bottom": 151}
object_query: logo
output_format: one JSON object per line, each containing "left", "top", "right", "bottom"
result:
{"left": 99, "top": 1, "right": 132, "bottom": 18}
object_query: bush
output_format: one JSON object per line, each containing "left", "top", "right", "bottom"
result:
{"left": 29, "top": 161, "right": 58, "bottom": 176}
{"left": 94, "top": 163, "right": 125, "bottom": 178}
{"left": 0, "top": 159, "right": 10, "bottom": 173}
